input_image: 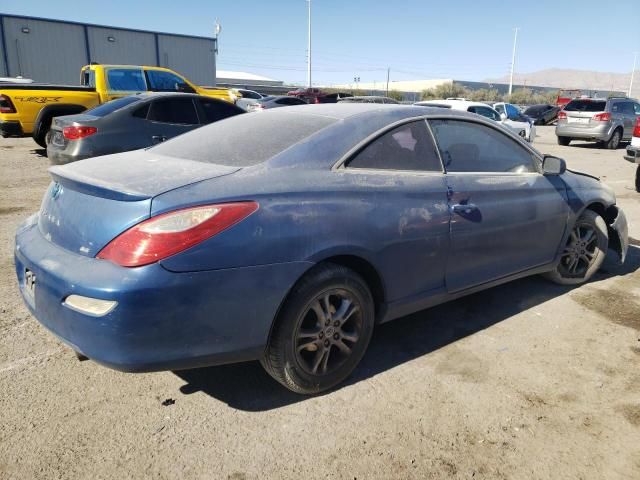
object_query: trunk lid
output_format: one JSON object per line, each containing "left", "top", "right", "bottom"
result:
{"left": 562, "top": 99, "right": 608, "bottom": 128}
{"left": 39, "top": 149, "right": 240, "bottom": 256}
{"left": 49, "top": 114, "right": 101, "bottom": 149}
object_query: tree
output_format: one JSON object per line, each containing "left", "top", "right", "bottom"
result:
{"left": 421, "top": 82, "right": 469, "bottom": 100}
{"left": 387, "top": 90, "right": 404, "bottom": 101}
{"left": 468, "top": 88, "right": 502, "bottom": 102}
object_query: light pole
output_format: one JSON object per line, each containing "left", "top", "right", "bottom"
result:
{"left": 306, "top": 0, "right": 312, "bottom": 88}
{"left": 629, "top": 52, "right": 638, "bottom": 97}
{"left": 213, "top": 19, "right": 222, "bottom": 86}
{"left": 508, "top": 27, "right": 518, "bottom": 97}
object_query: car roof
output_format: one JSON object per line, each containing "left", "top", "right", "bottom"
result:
{"left": 129, "top": 92, "right": 213, "bottom": 101}
{"left": 415, "top": 99, "right": 496, "bottom": 110}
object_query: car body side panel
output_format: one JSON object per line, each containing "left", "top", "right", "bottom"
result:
{"left": 157, "top": 170, "right": 451, "bottom": 304}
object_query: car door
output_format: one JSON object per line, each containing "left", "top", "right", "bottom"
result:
{"left": 146, "top": 97, "right": 200, "bottom": 143}
{"left": 342, "top": 120, "right": 451, "bottom": 301}
{"left": 619, "top": 101, "right": 637, "bottom": 138}
{"left": 428, "top": 118, "right": 569, "bottom": 293}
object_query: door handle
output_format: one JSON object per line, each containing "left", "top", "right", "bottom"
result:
{"left": 152, "top": 135, "right": 167, "bottom": 143}
{"left": 452, "top": 203, "right": 478, "bottom": 214}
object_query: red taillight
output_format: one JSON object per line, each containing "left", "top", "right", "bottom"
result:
{"left": 63, "top": 126, "right": 97, "bottom": 140}
{"left": 0, "top": 94, "right": 16, "bottom": 114}
{"left": 633, "top": 118, "right": 640, "bottom": 138}
{"left": 96, "top": 202, "right": 259, "bottom": 267}
{"left": 592, "top": 112, "right": 611, "bottom": 122}
{"left": 557, "top": 111, "right": 567, "bottom": 120}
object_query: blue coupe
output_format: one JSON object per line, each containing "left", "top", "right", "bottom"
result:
{"left": 15, "top": 104, "right": 628, "bottom": 394}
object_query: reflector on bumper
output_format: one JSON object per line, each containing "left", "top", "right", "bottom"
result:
{"left": 63, "top": 295, "right": 117, "bottom": 316}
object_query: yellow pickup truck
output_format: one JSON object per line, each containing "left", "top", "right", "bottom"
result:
{"left": 0, "top": 63, "right": 237, "bottom": 147}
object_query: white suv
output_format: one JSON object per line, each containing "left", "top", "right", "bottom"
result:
{"left": 415, "top": 99, "right": 534, "bottom": 142}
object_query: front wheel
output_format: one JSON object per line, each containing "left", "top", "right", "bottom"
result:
{"left": 544, "top": 210, "right": 608, "bottom": 285}
{"left": 557, "top": 136, "right": 571, "bottom": 146}
{"left": 261, "top": 263, "right": 375, "bottom": 394}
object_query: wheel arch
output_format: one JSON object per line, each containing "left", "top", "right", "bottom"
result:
{"left": 583, "top": 201, "right": 626, "bottom": 262}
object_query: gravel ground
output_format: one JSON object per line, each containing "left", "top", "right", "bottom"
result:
{"left": 0, "top": 127, "right": 639, "bottom": 479}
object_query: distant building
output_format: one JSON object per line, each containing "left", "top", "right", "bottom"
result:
{"left": 0, "top": 13, "right": 217, "bottom": 85}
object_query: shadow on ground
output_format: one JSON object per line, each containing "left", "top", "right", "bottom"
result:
{"left": 30, "top": 148, "right": 47, "bottom": 158}
{"left": 174, "top": 245, "right": 640, "bottom": 412}
{"left": 569, "top": 141, "right": 629, "bottom": 150}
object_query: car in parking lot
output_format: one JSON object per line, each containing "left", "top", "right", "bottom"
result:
{"left": 623, "top": 117, "right": 640, "bottom": 191}
{"left": 491, "top": 102, "right": 536, "bottom": 142}
{"left": 15, "top": 104, "right": 628, "bottom": 394}
{"left": 523, "top": 104, "right": 561, "bottom": 125}
{"left": 415, "top": 99, "right": 530, "bottom": 140}
{"left": 46, "top": 93, "right": 244, "bottom": 164}
{"left": 555, "top": 97, "right": 640, "bottom": 149}
{"left": 246, "top": 95, "right": 307, "bottom": 111}
{"left": 234, "top": 88, "right": 266, "bottom": 111}
{"left": 338, "top": 96, "right": 399, "bottom": 104}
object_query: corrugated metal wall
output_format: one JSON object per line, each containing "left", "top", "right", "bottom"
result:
{"left": 2, "top": 16, "right": 88, "bottom": 84}
{"left": 157, "top": 34, "right": 216, "bottom": 86}
{"left": 0, "top": 15, "right": 216, "bottom": 86}
{"left": 87, "top": 27, "right": 156, "bottom": 66}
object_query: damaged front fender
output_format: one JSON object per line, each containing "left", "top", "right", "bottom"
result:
{"left": 605, "top": 206, "right": 629, "bottom": 265}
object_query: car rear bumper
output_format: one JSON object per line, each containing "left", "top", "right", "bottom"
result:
{"left": 624, "top": 145, "right": 640, "bottom": 164}
{"left": 15, "top": 218, "right": 311, "bottom": 372}
{"left": 46, "top": 147, "right": 90, "bottom": 165}
{"left": 0, "top": 120, "right": 24, "bottom": 138}
{"left": 555, "top": 123, "right": 613, "bottom": 141}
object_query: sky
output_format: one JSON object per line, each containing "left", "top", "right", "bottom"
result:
{"left": 2, "top": 0, "right": 639, "bottom": 86}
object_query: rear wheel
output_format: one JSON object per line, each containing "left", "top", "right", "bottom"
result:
{"left": 603, "top": 128, "right": 622, "bottom": 150}
{"left": 557, "top": 136, "right": 571, "bottom": 146}
{"left": 261, "top": 263, "right": 375, "bottom": 394}
{"left": 33, "top": 117, "right": 52, "bottom": 148}
{"left": 544, "top": 210, "right": 608, "bottom": 285}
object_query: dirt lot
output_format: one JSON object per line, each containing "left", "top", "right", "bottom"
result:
{"left": 1, "top": 127, "right": 639, "bottom": 479}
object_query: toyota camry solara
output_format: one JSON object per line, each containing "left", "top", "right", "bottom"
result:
{"left": 15, "top": 104, "right": 629, "bottom": 394}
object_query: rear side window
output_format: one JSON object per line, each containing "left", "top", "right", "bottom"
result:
{"left": 347, "top": 121, "right": 442, "bottom": 172}
{"left": 85, "top": 96, "right": 141, "bottom": 117}
{"left": 146, "top": 70, "right": 194, "bottom": 93}
{"left": 468, "top": 106, "right": 500, "bottom": 122}
{"left": 152, "top": 111, "right": 336, "bottom": 166}
{"left": 198, "top": 99, "right": 243, "bottom": 124}
{"left": 106, "top": 69, "right": 146, "bottom": 92}
{"left": 132, "top": 103, "right": 150, "bottom": 119}
{"left": 429, "top": 119, "right": 536, "bottom": 173}
{"left": 564, "top": 100, "right": 607, "bottom": 112}
{"left": 148, "top": 98, "right": 198, "bottom": 124}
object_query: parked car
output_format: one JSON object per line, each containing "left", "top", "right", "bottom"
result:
{"left": 246, "top": 95, "right": 307, "bottom": 111}
{"left": 491, "top": 102, "right": 536, "bottom": 142}
{"left": 415, "top": 99, "right": 529, "bottom": 140}
{"left": 287, "top": 87, "right": 328, "bottom": 103}
{"left": 623, "top": 117, "right": 640, "bottom": 192}
{"left": 16, "top": 104, "right": 628, "bottom": 394}
{"left": 317, "top": 92, "right": 353, "bottom": 103}
{"left": 46, "top": 93, "right": 244, "bottom": 164}
{"left": 0, "top": 63, "right": 237, "bottom": 147}
{"left": 555, "top": 97, "right": 640, "bottom": 149}
{"left": 338, "top": 96, "right": 399, "bottom": 104}
{"left": 234, "top": 88, "right": 266, "bottom": 111}
{"left": 523, "top": 104, "right": 561, "bottom": 125}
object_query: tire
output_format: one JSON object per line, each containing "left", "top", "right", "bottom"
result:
{"left": 557, "top": 136, "right": 571, "bottom": 146}
{"left": 603, "top": 128, "right": 622, "bottom": 150}
{"left": 33, "top": 116, "right": 52, "bottom": 148}
{"left": 261, "top": 263, "right": 375, "bottom": 394}
{"left": 635, "top": 165, "right": 640, "bottom": 193}
{"left": 544, "top": 209, "right": 608, "bottom": 285}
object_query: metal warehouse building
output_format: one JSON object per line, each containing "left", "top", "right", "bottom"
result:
{"left": 0, "top": 14, "right": 217, "bottom": 85}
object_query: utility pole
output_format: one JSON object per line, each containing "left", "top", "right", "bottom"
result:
{"left": 306, "top": 0, "right": 312, "bottom": 88}
{"left": 508, "top": 27, "right": 518, "bottom": 97}
{"left": 213, "top": 19, "right": 221, "bottom": 87}
{"left": 629, "top": 52, "right": 638, "bottom": 97}
{"left": 386, "top": 67, "right": 390, "bottom": 97}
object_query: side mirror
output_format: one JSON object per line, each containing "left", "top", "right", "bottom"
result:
{"left": 500, "top": 112, "right": 508, "bottom": 121}
{"left": 542, "top": 155, "right": 566, "bottom": 175}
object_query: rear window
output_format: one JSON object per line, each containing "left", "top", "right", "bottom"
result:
{"left": 151, "top": 111, "right": 336, "bottom": 166}
{"left": 524, "top": 105, "right": 549, "bottom": 115}
{"left": 564, "top": 100, "right": 607, "bottom": 112}
{"left": 84, "top": 96, "right": 141, "bottom": 117}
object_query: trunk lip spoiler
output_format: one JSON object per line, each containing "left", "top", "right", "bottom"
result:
{"left": 49, "top": 167, "right": 153, "bottom": 202}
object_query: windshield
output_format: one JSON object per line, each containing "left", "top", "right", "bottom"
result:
{"left": 84, "top": 96, "right": 141, "bottom": 117}
{"left": 564, "top": 100, "right": 607, "bottom": 112}
{"left": 152, "top": 111, "right": 336, "bottom": 166}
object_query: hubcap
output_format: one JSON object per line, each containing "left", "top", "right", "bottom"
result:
{"left": 559, "top": 223, "right": 598, "bottom": 277}
{"left": 295, "top": 289, "right": 362, "bottom": 376}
